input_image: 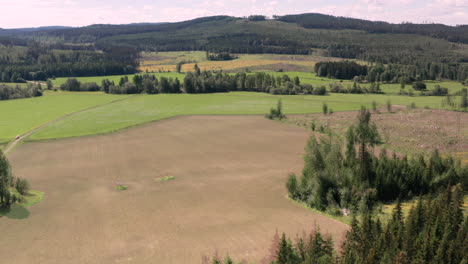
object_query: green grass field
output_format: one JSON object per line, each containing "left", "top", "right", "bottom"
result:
{"left": 29, "top": 92, "right": 443, "bottom": 140}
{"left": 0, "top": 82, "right": 29, "bottom": 87}
{"left": 0, "top": 91, "right": 129, "bottom": 142}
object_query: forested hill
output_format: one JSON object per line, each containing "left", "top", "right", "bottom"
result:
{"left": 20, "top": 14, "right": 465, "bottom": 63}
{"left": 278, "top": 13, "right": 468, "bottom": 44}
{"left": 1, "top": 14, "right": 467, "bottom": 82}
{"left": 0, "top": 26, "right": 71, "bottom": 36}
{"left": 30, "top": 16, "right": 233, "bottom": 43}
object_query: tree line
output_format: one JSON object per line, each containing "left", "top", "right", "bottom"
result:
{"left": 206, "top": 52, "right": 238, "bottom": 61}
{"left": 329, "top": 82, "right": 383, "bottom": 94}
{"left": 210, "top": 185, "right": 467, "bottom": 264}
{"left": 315, "top": 61, "right": 468, "bottom": 84}
{"left": 315, "top": 61, "right": 368, "bottom": 80}
{"left": 0, "top": 83, "right": 43, "bottom": 100}
{"left": 286, "top": 108, "right": 467, "bottom": 216}
{"left": 61, "top": 69, "right": 328, "bottom": 96}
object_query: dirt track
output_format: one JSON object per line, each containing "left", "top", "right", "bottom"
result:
{"left": 1, "top": 116, "right": 348, "bottom": 264}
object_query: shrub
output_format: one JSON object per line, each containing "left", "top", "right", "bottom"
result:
{"left": 322, "top": 103, "right": 328, "bottom": 115}
{"left": 312, "top": 85, "right": 327, "bottom": 95}
{"left": 80, "top": 82, "right": 100, "bottom": 92}
{"left": 265, "top": 99, "right": 286, "bottom": 120}
{"left": 311, "top": 120, "right": 316, "bottom": 131}
{"left": 412, "top": 81, "right": 427, "bottom": 91}
{"left": 430, "top": 85, "right": 448, "bottom": 96}
{"left": 15, "top": 178, "right": 30, "bottom": 195}
{"left": 60, "top": 78, "right": 81, "bottom": 91}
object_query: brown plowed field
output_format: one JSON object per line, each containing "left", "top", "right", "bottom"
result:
{"left": 1, "top": 116, "right": 348, "bottom": 264}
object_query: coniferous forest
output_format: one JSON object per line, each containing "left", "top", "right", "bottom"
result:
{"left": 210, "top": 185, "right": 467, "bottom": 264}
{"left": 287, "top": 108, "right": 467, "bottom": 215}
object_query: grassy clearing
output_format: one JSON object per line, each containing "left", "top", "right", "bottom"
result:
{"left": 288, "top": 196, "right": 352, "bottom": 224}
{"left": 16, "top": 189, "right": 45, "bottom": 207}
{"left": 378, "top": 195, "right": 468, "bottom": 223}
{"left": 115, "top": 184, "right": 128, "bottom": 191}
{"left": 0, "top": 82, "right": 28, "bottom": 87}
{"left": 29, "top": 92, "right": 444, "bottom": 140}
{"left": 368, "top": 81, "right": 466, "bottom": 95}
{"left": 159, "top": 176, "right": 176, "bottom": 181}
{"left": 0, "top": 189, "right": 44, "bottom": 219}
{"left": 0, "top": 90, "right": 128, "bottom": 141}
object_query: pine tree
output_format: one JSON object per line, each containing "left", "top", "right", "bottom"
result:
{"left": 0, "top": 149, "right": 12, "bottom": 208}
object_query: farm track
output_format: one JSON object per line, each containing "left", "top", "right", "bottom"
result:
{"left": 3, "top": 95, "right": 139, "bottom": 155}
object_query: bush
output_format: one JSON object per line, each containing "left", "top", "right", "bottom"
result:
{"left": 412, "top": 81, "right": 427, "bottom": 91}
{"left": 430, "top": 85, "right": 448, "bottom": 96}
{"left": 80, "top": 82, "right": 100, "bottom": 92}
{"left": 286, "top": 174, "right": 298, "bottom": 199}
{"left": 0, "top": 84, "right": 43, "bottom": 100}
{"left": 15, "top": 178, "right": 30, "bottom": 195}
{"left": 322, "top": 103, "right": 328, "bottom": 115}
{"left": 265, "top": 99, "right": 286, "bottom": 120}
{"left": 60, "top": 78, "right": 81, "bottom": 91}
{"left": 312, "top": 85, "right": 327, "bottom": 95}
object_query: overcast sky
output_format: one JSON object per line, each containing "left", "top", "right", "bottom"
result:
{"left": 0, "top": 0, "right": 466, "bottom": 28}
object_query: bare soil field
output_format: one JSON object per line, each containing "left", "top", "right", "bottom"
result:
{"left": 0, "top": 116, "right": 348, "bottom": 264}
{"left": 286, "top": 108, "right": 468, "bottom": 163}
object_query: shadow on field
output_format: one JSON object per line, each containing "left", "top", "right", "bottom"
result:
{"left": 0, "top": 205, "right": 30, "bottom": 219}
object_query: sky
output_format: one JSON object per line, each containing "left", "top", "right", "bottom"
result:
{"left": 0, "top": 0, "right": 466, "bottom": 28}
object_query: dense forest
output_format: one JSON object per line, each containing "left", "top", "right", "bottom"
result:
{"left": 277, "top": 13, "right": 468, "bottom": 44}
{"left": 315, "top": 61, "right": 368, "bottom": 79}
{"left": 315, "top": 60, "right": 468, "bottom": 83}
{"left": 211, "top": 185, "right": 467, "bottom": 264}
{"left": 0, "top": 41, "right": 138, "bottom": 82}
{"left": 286, "top": 108, "right": 467, "bottom": 215}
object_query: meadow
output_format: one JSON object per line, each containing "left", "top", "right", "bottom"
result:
{"left": 29, "top": 92, "right": 444, "bottom": 141}
{"left": 0, "top": 91, "right": 129, "bottom": 142}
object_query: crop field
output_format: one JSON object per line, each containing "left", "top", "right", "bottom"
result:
{"left": 286, "top": 108, "right": 468, "bottom": 163}
{"left": 138, "top": 51, "right": 349, "bottom": 73}
{"left": 28, "top": 92, "right": 445, "bottom": 141}
{"left": 2, "top": 115, "right": 349, "bottom": 264}
{"left": 0, "top": 91, "right": 129, "bottom": 142}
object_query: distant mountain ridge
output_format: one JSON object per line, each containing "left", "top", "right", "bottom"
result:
{"left": 0, "top": 26, "right": 72, "bottom": 36}
{"left": 2, "top": 13, "right": 466, "bottom": 44}
{"left": 277, "top": 13, "right": 468, "bottom": 44}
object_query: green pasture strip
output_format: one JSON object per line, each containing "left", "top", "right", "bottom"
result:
{"left": 30, "top": 92, "right": 442, "bottom": 141}
{"left": 0, "top": 90, "right": 129, "bottom": 141}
